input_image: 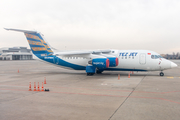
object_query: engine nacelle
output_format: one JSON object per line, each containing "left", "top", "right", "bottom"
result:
{"left": 108, "top": 57, "right": 119, "bottom": 67}
{"left": 92, "top": 58, "right": 109, "bottom": 69}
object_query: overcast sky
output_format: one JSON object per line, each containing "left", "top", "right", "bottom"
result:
{"left": 0, "top": 0, "right": 180, "bottom": 54}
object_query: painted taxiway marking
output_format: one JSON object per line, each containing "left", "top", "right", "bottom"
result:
{"left": 101, "top": 83, "right": 107, "bottom": 85}
{"left": 1, "top": 88, "right": 180, "bottom": 105}
{"left": 167, "top": 77, "right": 174, "bottom": 79}
{"left": 1, "top": 84, "right": 180, "bottom": 94}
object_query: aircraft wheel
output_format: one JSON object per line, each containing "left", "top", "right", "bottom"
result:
{"left": 96, "top": 69, "right": 103, "bottom": 74}
{"left": 160, "top": 72, "right": 164, "bottom": 76}
{"left": 97, "top": 71, "right": 102, "bottom": 74}
{"left": 87, "top": 73, "right": 94, "bottom": 76}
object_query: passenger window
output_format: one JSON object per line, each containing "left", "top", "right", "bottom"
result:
{"left": 132, "top": 56, "right": 134, "bottom": 59}
{"left": 125, "top": 57, "right": 127, "bottom": 59}
{"left": 122, "top": 57, "right": 123, "bottom": 59}
{"left": 112, "top": 51, "right": 114, "bottom": 53}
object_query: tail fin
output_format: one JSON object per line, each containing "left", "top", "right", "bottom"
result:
{"left": 4, "top": 28, "right": 53, "bottom": 56}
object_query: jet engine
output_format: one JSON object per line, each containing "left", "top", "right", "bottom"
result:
{"left": 108, "top": 57, "right": 119, "bottom": 67}
{"left": 89, "top": 58, "right": 109, "bottom": 69}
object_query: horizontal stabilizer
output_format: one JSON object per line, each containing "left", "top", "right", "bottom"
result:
{"left": 4, "top": 28, "right": 37, "bottom": 33}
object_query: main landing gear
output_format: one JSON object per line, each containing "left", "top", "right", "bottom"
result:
{"left": 96, "top": 70, "right": 103, "bottom": 74}
{"left": 87, "top": 73, "right": 94, "bottom": 76}
{"left": 160, "top": 71, "right": 164, "bottom": 76}
{"left": 96, "top": 69, "right": 103, "bottom": 74}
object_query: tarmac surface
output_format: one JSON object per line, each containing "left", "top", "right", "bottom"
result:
{"left": 0, "top": 60, "right": 180, "bottom": 120}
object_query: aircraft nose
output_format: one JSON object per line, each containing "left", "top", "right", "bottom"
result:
{"left": 171, "top": 62, "right": 177, "bottom": 68}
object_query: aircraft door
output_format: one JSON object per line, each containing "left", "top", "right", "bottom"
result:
{"left": 139, "top": 53, "right": 146, "bottom": 65}
{"left": 53, "top": 56, "right": 59, "bottom": 64}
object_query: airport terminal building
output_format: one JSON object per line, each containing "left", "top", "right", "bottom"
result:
{"left": 0, "top": 47, "right": 33, "bottom": 60}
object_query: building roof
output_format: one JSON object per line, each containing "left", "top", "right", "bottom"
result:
{"left": 0, "top": 47, "right": 31, "bottom": 53}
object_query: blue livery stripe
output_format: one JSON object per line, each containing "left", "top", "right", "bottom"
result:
{"left": 105, "top": 68, "right": 147, "bottom": 71}
{"left": 27, "top": 38, "right": 41, "bottom": 42}
{"left": 29, "top": 45, "right": 45, "bottom": 47}
{"left": 39, "top": 56, "right": 86, "bottom": 70}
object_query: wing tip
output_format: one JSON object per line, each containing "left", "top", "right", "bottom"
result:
{"left": 4, "top": 28, "right": 10, "bottom": 31}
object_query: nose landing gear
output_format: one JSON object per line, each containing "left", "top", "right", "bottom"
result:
{"left": 160, "top": 72, "right": 164, "bottom": 76}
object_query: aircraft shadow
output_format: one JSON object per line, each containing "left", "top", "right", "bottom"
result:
{"left": 36, "top": 71, "right": 160, "bottom": 77}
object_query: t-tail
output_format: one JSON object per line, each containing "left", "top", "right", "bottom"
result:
{"left": 4, "top": 28, "right": 54, "bottom": 58}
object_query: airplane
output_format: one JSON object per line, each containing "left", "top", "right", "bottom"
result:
{"left": 4, "top": 28, "right": 177, "bottom": 76}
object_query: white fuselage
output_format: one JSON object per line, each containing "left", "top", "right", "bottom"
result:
{"left": 5, "top": 28, "right": 177, "bottom": 75}
{"left": 53, "top": 50, "right": 176, "bottom": 71}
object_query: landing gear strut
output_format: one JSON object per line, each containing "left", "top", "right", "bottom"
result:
{"left": 160, "top": 72, "right": 164, "bottom": 76}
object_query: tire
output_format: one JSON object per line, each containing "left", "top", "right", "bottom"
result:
{"left": 87, "top": 73, "right": 94, "bottom": 76}
{"left": 96, "top": 71, "right": 102, "bottom": 74}
{"left": 96, "top": 69, "right": 103, "bottom": 74}
{"left": 160, "top": 72, "right": 164, "bottom": 76}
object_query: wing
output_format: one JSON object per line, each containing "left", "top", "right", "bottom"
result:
{"left": 54, "top": 50, "right": 112, "bottom": 56}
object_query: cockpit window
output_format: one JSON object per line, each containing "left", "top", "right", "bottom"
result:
{"left": 151, "top": 55, "right": 154, "bottom": 59}
{"left": 151, "top": 55, "right": 163, "bottom": 59}
{"left": 158, "top": 55, "right": 163, "bottom": 58}
{"left": 154, "top": 55, "right": 158, "bottom": 59}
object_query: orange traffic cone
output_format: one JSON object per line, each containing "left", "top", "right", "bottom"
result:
{"left": 44, "top": 77, "right": 47, "bottom": 84}
{"left": 37, "top": 82, "right": 40, "bottom": 91}
{"left": 29, "top": 82, "right": 32, "bottom": 91}
{"left": 128, "top": 72, "right": 130, "bottom": 78}
{"left": 132, "top": 71, "right": 134, "bottom": 74}
{"left": 34, "top": 82, "right": 36, "bottom": 91}
{"left": 18, "top": 69, "right": 19, "bottom": 73}
{"left": 118, "top": 74, "right": 120, "bottom": 80}
{"left": 41, "top": 82, "right": 44, "bottom": 91}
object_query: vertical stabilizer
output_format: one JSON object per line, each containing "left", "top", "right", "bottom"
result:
{"left": 24, "top": 32, "right": 53, "bottom": 55}
{"left": 4, "top": 28, "right": 53, "bottom": 56}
